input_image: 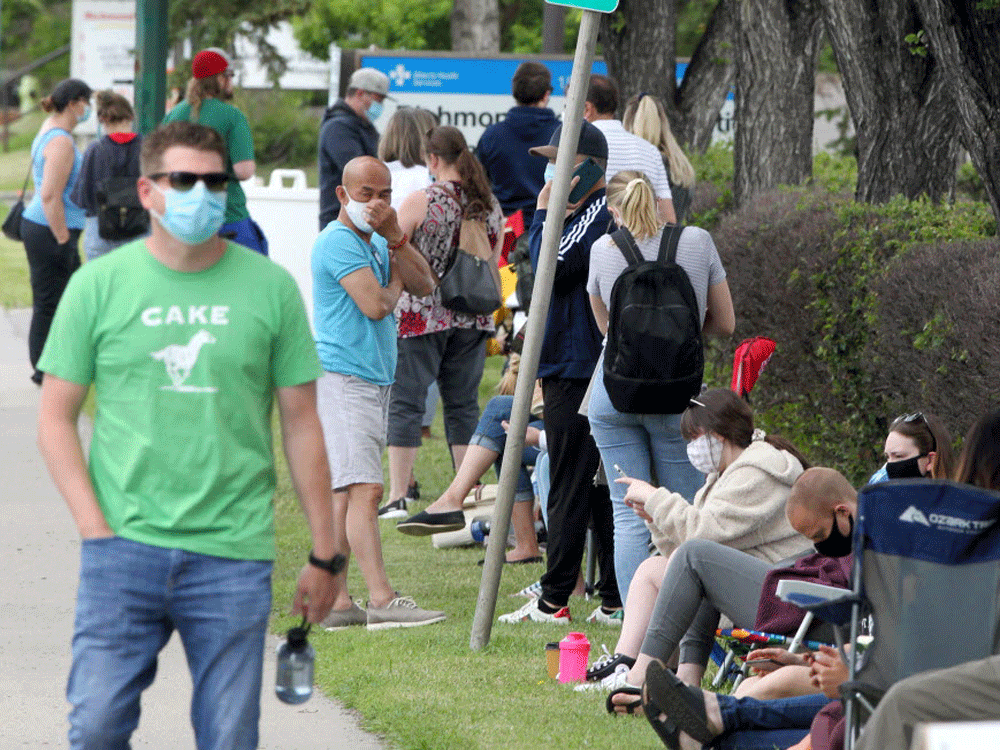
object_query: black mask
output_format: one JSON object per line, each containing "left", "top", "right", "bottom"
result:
{"left": 815, "top": 512, "right": 854, "bottom": 558}
{"left": 886, "top": 455, "right": 925, "bottom": 480}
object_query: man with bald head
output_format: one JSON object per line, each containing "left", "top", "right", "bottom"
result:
{"left": 599, "top": 467, "right": 859, "bottom": 708}
{"left": 311, "top": 156, "right": 445, "bottom": 631}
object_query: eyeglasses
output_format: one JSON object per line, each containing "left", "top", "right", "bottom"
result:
{"left": 893, "top": 412, "right": 937, "bottom": 452}
{"left": 148, "top": 171, "right": 229, "bottom": 193}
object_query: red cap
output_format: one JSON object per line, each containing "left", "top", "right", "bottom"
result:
{"left": 192, "top": 48, "right": 231, "bottom": 79}
{"left": 731, "top": 336, "right": 776, "bottom": 398}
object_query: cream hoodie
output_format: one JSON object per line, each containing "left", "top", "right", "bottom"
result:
{"left": 645, "top": 439, "right": 810, "bottom": 563}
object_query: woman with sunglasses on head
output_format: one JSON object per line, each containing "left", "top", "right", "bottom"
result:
{"left": 869, "top": 411, "right": 953, "bottom": 484}
{"left": 20, "top": 78, "right": 94, "bottom": 385}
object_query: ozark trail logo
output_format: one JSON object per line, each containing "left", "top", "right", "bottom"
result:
{"left": 898, "top": 506, "right": 931, "bottom": 526}
{"left": 150, "top": 329, "right": 217, "bottom": 392}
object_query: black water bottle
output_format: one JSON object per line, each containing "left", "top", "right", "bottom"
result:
{"left": 275, "top": 618, "right": 315, "bottom": 704}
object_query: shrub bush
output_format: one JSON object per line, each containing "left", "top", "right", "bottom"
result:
{"left": 707, "top": 189, "right": 998, "bottom": 483}
{"left": 233, "top": 89, "right": 320, "bottom": 168}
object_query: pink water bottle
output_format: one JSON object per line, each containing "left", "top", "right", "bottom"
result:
{"left": 558, "top": 631, "right": 590, "bottom": 683}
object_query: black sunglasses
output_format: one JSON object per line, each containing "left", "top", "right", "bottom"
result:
{"left": 893, "top": 412, "right": 937, "bottom": 452}
{"left": 148, "top": 171, "right": 229, "bottom": 193}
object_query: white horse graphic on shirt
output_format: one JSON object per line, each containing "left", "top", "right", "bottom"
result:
{"left": 151, "top": 329, "right": 217, "bottom": 392}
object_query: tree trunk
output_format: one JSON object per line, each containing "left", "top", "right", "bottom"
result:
{"left": 451, "top": 0, "right": 500, "bottom": 53}
{"left": 912, "top": 0, "right": 1000, "bottom": 227}
{"left": 823, "top": 0, "right": 959, "bottom": 204}
{"left": 675, "top": 0, "right": 737, "bottom": 152}
{"left": 733, "top": 0, "right": 823, "bottom": 207}
{"left": 599, "top": 0, "right": 676, "bottom": 117}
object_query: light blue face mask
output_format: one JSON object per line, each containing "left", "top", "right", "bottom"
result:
{"left": 78, "top": 104, "right": 92, "bottom": 123}
{"left": 544, "top": 163, "right": 556, "bottom": 183}
{"left": 366, "top": 100, "right": 384, "bottom": 121}
{"left": 151, "top": 181, "right": 226, "bottom": 245}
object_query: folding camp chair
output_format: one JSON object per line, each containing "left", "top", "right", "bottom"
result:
{"left": 778, "top": 480, "right": 1000, "bottom": 750}
{"left": 711, "top": 620, "right": 830, "bottom": 691}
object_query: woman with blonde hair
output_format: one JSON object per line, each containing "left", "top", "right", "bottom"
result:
{"left": 623, "top": 94, "right": 696, "bottom": 222}
{"left": 587, "top": 171, "right": 734, "bottom": 601}
{"left": 71, "top": 89, "right": 146, "bottom": 260}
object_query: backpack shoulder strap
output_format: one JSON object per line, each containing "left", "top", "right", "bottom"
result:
{"left": 610, "top": 227, "right": 645, "bottom": 267}
{"left": 657, "top": 224, "right": 685, "bottom": 264}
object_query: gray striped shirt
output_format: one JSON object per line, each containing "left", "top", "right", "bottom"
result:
{"left": 592, "top": 119, "right": 673, "bottom": 200}
{"left": 587, "top": 225, "right": 726, "bottom": 325}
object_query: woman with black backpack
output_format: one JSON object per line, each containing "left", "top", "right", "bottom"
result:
{"left": 586, "top": 171, "right": 735, "bottom": 602}
{"left": 71, "top": 90, "right": 147, "bottom": 262}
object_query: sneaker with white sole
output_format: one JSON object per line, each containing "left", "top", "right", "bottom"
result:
{"left": 366, "top": 595, "right": 446, "bottom": 630}
{"left": 497, "top": 598, "right": 571, "bottom": 624}
{"left": 512, "top": 580, "right": 543, "bottom": 599}
{"left": 377, "top": 497, "right": 408, "bottom": 519}
{"left": 320, "top": 601, "right": 367, "bottom": 631}
{"left": 586, "top": 644, "right": 636, "bottom": 682}
{"left": 586, "top": 605, "right": 624, "bottom": 627}
{"left": 574, "top": 666, "right": 634, "bottom": 692}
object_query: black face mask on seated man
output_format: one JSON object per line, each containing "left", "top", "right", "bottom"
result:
{"left": 815, "top": 512, "right": 854, "bottom": 558}
{"left": 886, "top": 455, "right": 925, "bottom": 480}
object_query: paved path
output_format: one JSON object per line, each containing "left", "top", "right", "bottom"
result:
{"left": 0, "top": 307, "right": 386, "bottom": 749}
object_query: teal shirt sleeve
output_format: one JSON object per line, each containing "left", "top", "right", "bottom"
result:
{"left": 36, "top": 267, "right": 98, "bottom": 386}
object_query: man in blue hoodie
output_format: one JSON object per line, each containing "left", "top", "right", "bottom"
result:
{"left": 475, "top": 62, "right": 558, "bottom": 229}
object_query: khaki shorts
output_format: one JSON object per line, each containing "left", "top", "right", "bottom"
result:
{"left": 317, "top": 371, "right": 390, "bottom": 491}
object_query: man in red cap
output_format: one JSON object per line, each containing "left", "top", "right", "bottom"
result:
{"left": 163, "top": 47, "right": 268, "bottom": 255}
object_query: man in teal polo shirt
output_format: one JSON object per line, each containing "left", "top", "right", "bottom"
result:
{"left": 163, "top": 47, "right": 268, "bottom": 255}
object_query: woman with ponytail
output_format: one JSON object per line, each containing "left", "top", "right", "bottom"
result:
{"left": 587, "top": 171, "right": 734, "bottom": 600}
{"left": 622, "top": 94, "right": 696, "bottom": 222}
{"left": 383, "top": 125, "right": 505, "bottom": 527}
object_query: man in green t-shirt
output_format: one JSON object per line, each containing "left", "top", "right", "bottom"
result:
{"left": 37, "top": 121, "right": 338, "bottom": 750}
{"left": 163, "top": 47, "right": 268, "bottom": 255}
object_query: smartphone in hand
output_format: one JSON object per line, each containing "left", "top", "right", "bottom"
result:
{"left": 567, "top": 158, "right": 605, "bottom": 203}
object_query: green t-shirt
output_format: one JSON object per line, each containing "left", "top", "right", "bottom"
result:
{"left": 162, "top": 99, "right": 254, "bottom": 224}
{"left": 37, "top": 240, "right": 321, "bottom": 561}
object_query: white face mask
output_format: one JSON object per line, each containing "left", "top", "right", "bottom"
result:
{"left": 344, "top": 196, "right": 373, "bottom": 233}
{"left": 686, "top": 434, "right": 723, "bottom": 475}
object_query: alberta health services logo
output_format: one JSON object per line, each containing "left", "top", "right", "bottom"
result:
{"left": 898, "top": 505, "right": 995, "bottom": 534}
{"left": 389, "top": 64, "right": 412, "bottom": 88}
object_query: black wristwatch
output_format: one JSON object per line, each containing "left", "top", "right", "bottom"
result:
{"left": 308, "top": 551, "right": 346, "bottom": 575}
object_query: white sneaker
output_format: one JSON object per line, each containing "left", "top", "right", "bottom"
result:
{"left": 497, "top": 598, "right": 571, "bottom": 624}
{"left": 586, "top": 605, "right": 624, "bottom": 627}
{"left": 574, "top": 666, "right": 632, "bottom": 692}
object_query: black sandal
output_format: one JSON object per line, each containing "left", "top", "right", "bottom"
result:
{"left": 644, "top": 660, "right": 715, "bottom": 744}
{"left": 605, "top": 685, "right": 642, "bottom": 715}
{"left": 642, "top": 679, "right": 681, "bottom": 749}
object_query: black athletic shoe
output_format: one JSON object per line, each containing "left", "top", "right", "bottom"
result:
{"left": 586, "top": 647, "right": 637, "bottom": 682}
{"left": 396, "top": 509, "right": 466, "bottom": 536}
{"left": 377, "top": 497, "right": 409, "bottom": 519}
{"left": 406, "top": 480, "right": 420, "bottom": 501}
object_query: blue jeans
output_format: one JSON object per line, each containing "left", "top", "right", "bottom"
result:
{"left": 587, "top": 369, "right": 703, "bottom": 601}
{"left": 221, "top": 217, "right": 268, "bottom": 255}
{"left": 714, "top": 692, "right": 831, "bottom": 750}
{"left": 68, "top": 536, "right": 273, "bottom": 750}
{"left": 468, "top": 395, "right": 542, "bottom": 502}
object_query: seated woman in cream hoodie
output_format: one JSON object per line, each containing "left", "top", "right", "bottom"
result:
{"left": 584, "top": 388, "right": 812, "bottom": 705}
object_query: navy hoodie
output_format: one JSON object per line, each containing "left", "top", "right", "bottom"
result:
{"left": 476, "top": 106, "right": 559, "bottom": 223}
{"left": 528, "top": 189, "right": 610, "bottom": 380}
{"left": 318, "top": 100, "right": 380, "bottom": 230}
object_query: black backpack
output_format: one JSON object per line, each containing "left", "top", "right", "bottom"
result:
{"left": 96, "top": 138, "right": 148, "bottom": 241}
{"left": 602, "top": 225, "right": 703, "bottom": 414}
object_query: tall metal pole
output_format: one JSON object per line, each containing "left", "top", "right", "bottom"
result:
{"left": 469, "top": 8, "right": 602, "bottom": 651}
{"left": 135, "top": 0, "right": 168, "bottom": 134}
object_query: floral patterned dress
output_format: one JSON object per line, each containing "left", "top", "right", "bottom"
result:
{"left": 394, "top": 180, "right": 504, "bottom": 339}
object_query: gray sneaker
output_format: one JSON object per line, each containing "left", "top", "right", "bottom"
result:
{"left": 366, "top": 595, "right": 447, "bottom": 631}
{"left": 320, "top": 601, "right": 367, "bottom": 631}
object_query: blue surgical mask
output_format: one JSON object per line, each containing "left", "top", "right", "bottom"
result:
{"left": 366, "top": 100, "right": 384, "bottom": 121}
{"left": 78, "top": 104, "right": 92, "bottom": 123}
{"left": 544, "top": 163, "right": 556, "bottom": 183}
{"left": 151, "top": 181, "right": 226, "bottom": 245}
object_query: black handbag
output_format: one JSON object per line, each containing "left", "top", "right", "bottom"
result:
{"left": 2, "top": 168, "right": 31, "bottom": 242}
{"left": 435, "top": 186, "right": 502, "bottom": 316}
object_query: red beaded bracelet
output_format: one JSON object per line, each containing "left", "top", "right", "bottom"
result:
{"left": 388, "top": 234, "right": 408, "bottom": 251}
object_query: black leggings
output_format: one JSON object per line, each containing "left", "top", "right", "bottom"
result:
{"left": 22, "top": 218, "right": 82, "bottom": 370}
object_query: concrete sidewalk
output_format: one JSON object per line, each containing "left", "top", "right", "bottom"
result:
{"left": 0, "top": 307, "right": 386, "bottom": 749}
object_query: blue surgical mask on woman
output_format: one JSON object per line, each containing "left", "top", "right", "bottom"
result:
{"left": 151, "top": 181, "right": 226, "bottom": 245}
{"left": 366, "top": 100, "right": 384, "bottom": 121}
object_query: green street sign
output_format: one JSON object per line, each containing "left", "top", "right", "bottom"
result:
{"left": 546, "top": 0, "right": 619, "bottom": 13}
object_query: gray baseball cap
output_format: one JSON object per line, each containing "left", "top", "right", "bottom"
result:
{"left": 348, "top": 68, "right": 393, "bottom": 99}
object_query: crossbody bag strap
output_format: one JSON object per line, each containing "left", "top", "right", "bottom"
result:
{"left": 657, "top": 224, "right": 686, "bottom": 264}
{"left": 610, "top": 227, "right": 645, "bottom": 267}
